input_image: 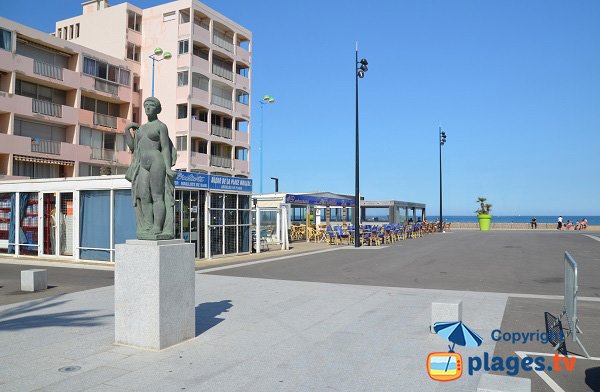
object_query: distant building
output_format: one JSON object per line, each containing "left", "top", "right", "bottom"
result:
{"left": 0, "top": 0, "right": 251, "bottom": 179}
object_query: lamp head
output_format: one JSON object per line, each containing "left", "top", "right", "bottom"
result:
{"left": 357, "top": 70, "right": 365, "bottom": 78}
{"left": 163, "top": 52, "right": 172, "bottom": 59}
{"left": 360, "top": 58, "right": 368, "bottom": 66}
{"left": 154, "top": 47, "right": 163, "bottom": 56}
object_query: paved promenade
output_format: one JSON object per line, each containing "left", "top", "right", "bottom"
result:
{"left": 0, "top": 231, "right": 599, "bottom": 391}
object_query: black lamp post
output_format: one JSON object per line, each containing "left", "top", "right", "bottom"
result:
{"left": 439, "top": 127, "right": 447, "bottom": 232}
{"left": 355, "top": 47, "right": 368, "bottom": 247}
{"left": 270, "top": 177, "right": 279, "bottom": 192}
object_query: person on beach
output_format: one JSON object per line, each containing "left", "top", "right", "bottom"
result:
{"left": 565, "top": 220, "right": 573, "bottom": 230}
{"left": 582, "top": 218, "right": 588, "bottom": 230}
{"left": 557, "top": 216, "right": 563, "bottom": 230}
{"left": 575, "top": 220, "right": 581, "bottom": 230}
{"left": 531, "top": 217, "right": 537, "bottom": 229}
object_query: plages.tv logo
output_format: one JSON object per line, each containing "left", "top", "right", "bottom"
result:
{"left": 427, "top": 321, "right": 483, "bottom": 382}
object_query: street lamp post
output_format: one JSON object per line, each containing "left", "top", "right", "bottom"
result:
{"left": 270, "top": 177, "right": 279, "bottom": 192}
{"left": 149, "top": 47, "right": 172, "bottom": 97}
{"left": 259, "top": 95, "right": 275, "bottom": 193}
{"left": 439, "top": 127, "right": 447, "bottom": 232}
{"left": 355, "top": 46, "right": 368, "bottom": 247}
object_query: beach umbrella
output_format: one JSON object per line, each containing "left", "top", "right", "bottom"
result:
{"left": 433, "top": 321, "right": 483, "bottom": 371}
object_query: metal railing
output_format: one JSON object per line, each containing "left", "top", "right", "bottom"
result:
{"left": 212, "top": 62, "right": 233, "bottom": 81}
{"left": 211, "top": 94, "right": 233, "bottom": 110}
{"left": 95, "top": 79, "right": 119, "bottom": 95}
{"left": 31, "top": 138, "right": 61, "bottom": 155}
{"left": 210, "top": 155, "right": 232, "bottom": 168}
{"left": 32, "top": 99, "right": 62, "bottom": 118}
{"left": 33, "top": 60, "right": 63, "bottom": 80}
{"left": 213, "top": 30, "right": 233, "bottom": 52}
{"left": 91, "top": 147, "right": 116, "bottom": 161}
{"left": 94, "top": 113, "right": 117, "bottom": 128}
{"left": 211, "top": 124, "right": 232, "bottom": 139}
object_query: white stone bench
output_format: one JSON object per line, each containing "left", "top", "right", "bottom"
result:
{"left": 431, "top": 300, "right": 462, "bottom": 333}
{"left": 477, "top": 373, "right": 531, "bottom": 392}
{"left": 21, "top": 269, "right": 47, "bottom": 292}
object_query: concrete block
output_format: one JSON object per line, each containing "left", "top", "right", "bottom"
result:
{"left": 431, "top": 300, "right": 462, "bottom": 333}
{"left": 115, "top": 239, "right": 195, "bottom": 350}
{"left": 21, "top": 269, "right": 47, "bottom": 292}
{"left": 477, "top": 373, "right": 531, "bottom": 392}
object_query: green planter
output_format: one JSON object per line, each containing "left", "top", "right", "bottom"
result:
{"left": 478, "top": 214, "right": 492, "bottom": 231}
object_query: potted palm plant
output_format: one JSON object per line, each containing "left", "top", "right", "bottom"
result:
{"left": 476, "top": 197, "right": 492, "bottom": 231}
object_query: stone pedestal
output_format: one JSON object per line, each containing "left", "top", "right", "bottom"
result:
{"left": 431, "top": 300, "right": 462, "bottom": 333}
{"left": 115, "top": 239, "right": 195, "bottom": 350}
{"left": 21, "top": 269, "right": 47, "bottom": 292}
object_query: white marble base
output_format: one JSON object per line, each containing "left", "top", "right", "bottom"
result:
{"left": 115, "top": 239, "right": 195, "bottom": 350}
{"left": 431, "top": 300, "right": 462, "bottom": 333}
{"left": 21, "top": 269, "right": 47, "bottom": 292}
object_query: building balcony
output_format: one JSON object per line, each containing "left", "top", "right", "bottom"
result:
{"left": 210, "top": 155, "right": 232, "bottom": 169}
{"left": 191, "top": 87, "right": 209, "bottom": 102}
{"left": 191, "top": 55, "right": 210, "bottom": 74}
{"left": 191, "top": 151, "right": 209, "bottom": 167}
{"left": 234, "top": 131, "right": 249, "bottom": 145}
{"left": 211, "top": 95, "right": 233, "bottom": 110}
{"left": 190, "top": 118, "right": 209, "bottom": 136}
{"left": 236, "top": 47, "right": 251, "bottom": 64}
{"left": 234, "top": 159, "right": 249, "bottom": 174}
{"left": 79, "top": 109, "right": 126, "bottom": 133}
{"left": 234, "top": 102, "right": 250, "bottom": 119}
{"left": 77, "top": 145, "right": 130, "bottom": 166}
{"left": 212, "top": 63, "right": 233, "bottom": 82}
{"left": 211, "top": 124, "right": 232, "bottom": 139}
{"left": 0, "top": 53, "right": 79, "bottom": 90}
{"left": 0, "top": 133, "right": 82, "bottom": 164}
{"left": 235, "top": 75, "right": 250, "bottom": 91}
{"left": 31, "top": 138, "right": 61, "bottom": 155}
{"left": 81, "top": 74, "right": 132, "bottom": 102}
{"left": 90, "top": 147, "right": 116, "bottom": 161}
{"left": 0, "top": 94, "right": 78, "bottom": 125}
{"left": 213, "top": 31, "right": 234, "bottom": 53}
{"left": 193, "top": 24, "right": 210, "bottom": 45}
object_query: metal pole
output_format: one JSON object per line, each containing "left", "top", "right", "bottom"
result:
{"left": 151, "top": 56, "right": 155, "bottom": 97}
{"left": 354, "top": 47, "right": 360, "bottom": 247}
{"left": 439, "top": 126, "right": 443, "bottom": 232}
{"left": 260, "top": 103, "right": 264, "bottom": 193}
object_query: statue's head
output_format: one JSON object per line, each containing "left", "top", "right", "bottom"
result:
{"left": 144, "top": 97, "right": 162, "bottom": 116}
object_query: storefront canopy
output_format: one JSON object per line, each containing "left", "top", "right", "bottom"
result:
{"left": 285, "top": 193, "right": 355, "bottom": 207}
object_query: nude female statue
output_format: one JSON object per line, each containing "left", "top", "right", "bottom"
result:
{"left": 124, "top": 97, "right": 177, "bottom": 240}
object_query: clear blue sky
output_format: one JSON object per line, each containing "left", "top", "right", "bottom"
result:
{"left": 4, "top": 1, "right": 599, "bottom": 215}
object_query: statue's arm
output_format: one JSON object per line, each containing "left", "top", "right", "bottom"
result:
{"left": 158, "top": 123, "right": 173, "bottom": 170}
{"left": 124, "top": 122, "right": 139, "bottom": 151}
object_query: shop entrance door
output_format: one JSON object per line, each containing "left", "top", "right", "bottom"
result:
{"left": 175, "top": 190, "right": 205, "bottom": 258}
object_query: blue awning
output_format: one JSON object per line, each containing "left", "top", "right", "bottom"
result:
{"left": 285, "top": 194, "right": 355, "bottom": 207}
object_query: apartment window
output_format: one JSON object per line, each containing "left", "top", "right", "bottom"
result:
{"left": 80, "top": 126, "right": 125, "bottom": 151}
{"left": 15, "top": 80, "right": 66, "bottom": 105}
{"left": 236, "top": 90, "right": 249, "bottom": 105}
{"left": 126, "top": 43, "right": 141, "bottom": 62}
{"left": 79, "top": 163, "right": 101, "bottom": 177}
{"left": 179, "top": 10, "right": 190, "bottom": 24}
{"left": 14, "top": 118, "right": 66, "bottom": 142}
{"left": 236, "top": 148, "right": 248, "bottom": 160}
{"left": 163, "top": 12, "right": 176, "bottom": 22}
{"left": 192, "top": 108, "right": 208, "bottom": 122}
{"left": 177, "top": 71, "right": 188, "bottom": 86}
{"left": 69, "top": 25, "right": 74, "bottom": 40}
{"left": 178, "top": 40, "right": 189, "bottom": 55}
{"left": 177, "top": 104, "right": 187, "bottom": 119}
{"left": 193, "top": 15, "right": 209, "bottom": 30}
{"left": 193, "top": 45, "right": 209, "bottom": 60}
{"left": 63, "top": 27, "right": 68, "bottom": 40}
{"left": 196, "top": 140, "right": 207, "bottom": 154}
{"left": 192, "top": 73, "right": 209, "bottom": 91}
{"left": 176, "top": 136, "right": 187, "bottom": 151}
{"left": 127, "top": 11, "right": 142, "bottom": 32}
{"left": 84, "top": 56, "right": 130, "bottom": 86}
{"left": 0, "top": 28, "right": 12, "bottom": 51}
{"left": 75, "top": 23, "right": 80, "bottom": 38}
{"left": 15, "top": 161, "right": 61, "bottom": 179}
{"left": 237, "top": 65, "right": 249, "bottom": 78}
{"left": 57, "top": 28, "right": 62, "bottom": 40}
{"left": 81, "top": 96, "right": 120, "bottom": 117}
{"left": 133, "top": 76, "right": 140, "bottom": 92}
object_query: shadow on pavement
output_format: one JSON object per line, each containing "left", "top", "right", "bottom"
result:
{"left": 585, "top": 367, "right": 600, "bottom": 391}
{"left": 195, "top": 299, "right": 232, "bottom": 336}
{"left": 0, "top": 294, "right": 110, "bottom": 330}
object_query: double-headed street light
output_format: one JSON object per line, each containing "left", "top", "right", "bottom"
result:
{"left": 259, "top": 95, "right": 275, "bottom": 193}
{"left": 149, "top": 47, "right": 172, "bottom": 97}
{"left": 355, "top": 47, "right": 368, "bottom": 247}
{"left": 439, "top": 127, "right": 447, "bottom": 232}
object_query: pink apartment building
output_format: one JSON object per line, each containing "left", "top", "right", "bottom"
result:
{"left": 0, "top": 0, "right": 251, "bottom": 180}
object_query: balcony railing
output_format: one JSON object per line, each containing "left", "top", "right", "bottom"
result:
{"left": 31, "top": 138, "right": 61, "bottom": 155}
{"left": 95, "top": 79, "right": 118, "bottom": 95}
{"left": 91, "top": 147, "right": 116, "bottom": 161}
{"left": 210, "top": 155, "right": 232, "bottom": 168}
{"left": 211, "top": 95, "right": 233, "bottom": 110}
{"left": 213, "top": 31, "right": 233, "bottom": 52}
{"left": 94, "top": 113, "right": 117, "bottom": 128}
{"left": 32, "top": 99, "right": 62, "bottom": 118}
{"left": 212, "top": 63, "right": 233, "bottom": 81}
{"left": 33, "top": 60, "right": 63, "bottom": 80}
{"left": 211, "top": 124, "right": 232, "bottom": 139}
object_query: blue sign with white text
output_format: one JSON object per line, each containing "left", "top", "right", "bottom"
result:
{"left": 175, "top": 171, "right": 209, "bottom": 189}
{"left": 285, "top": 194, "right": 355, "bottom": 207}
{"left": 209, "top": 174, "right": 253, "bottom": 192}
